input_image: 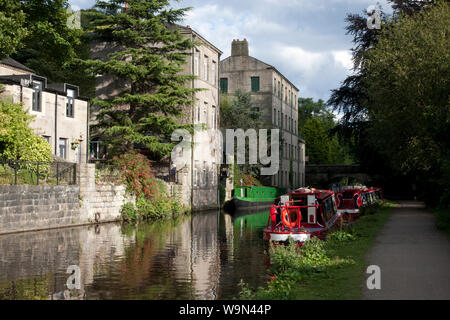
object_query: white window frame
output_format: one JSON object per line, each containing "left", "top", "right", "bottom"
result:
{"left": 211, "top": 61, "right": 216, "bottom": 85}
{"left": 203, "top": 55, "right": 208, "bottom": 81}
{"left": 194, "top": 50, "right": 199, "bottom": 76}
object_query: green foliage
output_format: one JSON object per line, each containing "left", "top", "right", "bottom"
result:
{"left": 120, "top": 202, "right": 137, "bottom": 221}
{"left": 0, "top": 0, "right": 28, "bottom": 59}
{"left": 114, "top": 152, "right": 159, "bottom": 200}
{"left": 365, "top": 1, "right": 449, "bottom": 175}
{"left": 239, "top": 201, "right": 396, "bottom": 299}
{"left": 9, "top": 0, "right": 84, "bottom": 84}
{"left": 221, "top": 90, "right": 273, "bottom": 182}
{"left": 299, "top": 98, "right": 354, "bottom": 164}
{"left": 220, "top": 90, "right": 266, "bottom": 130}
{"left": 78, "top": 0, "right": 197, "bottom": 158}
{"left": 233, "top": 163, "right": 262, "bottom": 187}
{"left": 0, "top": 99, "right": 52, "bottom": 162}
{"left": 116, "top": 152, "right": 186, "bottom": 222}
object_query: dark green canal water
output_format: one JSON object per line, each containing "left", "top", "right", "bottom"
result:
{"left": 0, "top": 210, "right": 271, "bottom": 300}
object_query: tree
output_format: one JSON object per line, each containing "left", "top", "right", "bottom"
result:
{"left": 0, "top": 99, "right": 52, "bottom": 162}
{"left": 220, "top": 89, "right": 269, "bottom": 184}
{"left": 78, "top": 0, "right": 198, "bottom": 158}
{"left": 0, "top": 0, "right": 28, "bottom": 59}
{"left": 364, "top": 1, "right": 449, "bottom": 204}
{"left": 220, "top": 90, "right": 265, "bottom": 130}
{"left": 10, "top": 0, "right": 83, "bottom": 84}
{"left": 302, "top": 118, "right": 330, "bottom": 164}
{"left": 298, "top": 97, "right": 354, "bottom": 164}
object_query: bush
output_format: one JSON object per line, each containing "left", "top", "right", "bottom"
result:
{"left": 0, "top": 99, "right": 52, "bottom": 162}
{"left": 114, "top": 152, "right": 158, "bottom": 201}
{"left": 115, "top": 152, "right": 187, "bottom": 222}
{"left": 121, "top": 202, "right": 137, "bottom": 222}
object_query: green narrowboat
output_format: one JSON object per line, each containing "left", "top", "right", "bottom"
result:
{"left": 225, "top": 186, "right": 287, "bottom": 213}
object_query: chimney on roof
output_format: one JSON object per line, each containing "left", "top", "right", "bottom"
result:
{"left": 186, "top": 25, "right": 191, "bottom": 29}
{"left": 231, "top": 39, "right": 249, "bottom": 56}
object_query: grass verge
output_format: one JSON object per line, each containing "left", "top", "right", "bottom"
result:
{"left": 434, "top": 207, "right": 450, "bottom": 237}
{"left": 238, "top": 200, "right": 397, "bottom": 300}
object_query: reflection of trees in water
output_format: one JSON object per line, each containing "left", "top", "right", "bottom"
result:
{"left": 0, "top": 275, "right": 51, "bottom": 300}
{"left": 0, "top": 210, "right": 270, "bottom": 300}
{"left": 217, "top": 211, "right": 271, "bottom": 298}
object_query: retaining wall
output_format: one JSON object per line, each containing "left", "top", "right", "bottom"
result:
{"left": 0, "top": 164, "right": 133, "bottom": 234}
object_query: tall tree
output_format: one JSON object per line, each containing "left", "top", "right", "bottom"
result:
{"left": 78, "top": 0, "right": 197, "bottom": 158}
{"left": 0, "top": 0, "right": 28, "bottom": 59}
{"left": 364, "top": 1, "right": 449, "bottom": 204}
{"left": 298, "top": 97, "right": 353, "bottom": 164}
{"left": 10, "top": 0, "right": 83, "bottom": 83}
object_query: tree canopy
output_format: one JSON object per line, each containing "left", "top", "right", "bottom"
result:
{"left": 79, "top": 0, "right": 198, "bottom": 159}
{"left": 298, "top": 97, "right": 354, "bottom": 165}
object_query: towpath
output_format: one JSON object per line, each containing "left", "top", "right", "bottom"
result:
{"left": 363, "top": 201, "right": 450, "bottom": 299}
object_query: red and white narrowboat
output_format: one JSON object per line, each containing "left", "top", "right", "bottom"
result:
{"left": 335, "top": 186, "right": 364, "bottom": 217}
{"left": 335, "top": 185, "right": 383, "bottom": 218}
{"left": 263, "top": 188, "right": 342, "bottom": 244}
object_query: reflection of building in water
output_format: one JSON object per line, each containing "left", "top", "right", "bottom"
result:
{"left": 0, "top": 212, "right": 223, "bottom": 300}
{"left": 171, "top": 212, "right": 221, "bottom": 300}
{"left": 78, "top": 224, "right": 132, "bottom": 291}
{"left": 222, "top": 213, "right": 234, "bottom": 261}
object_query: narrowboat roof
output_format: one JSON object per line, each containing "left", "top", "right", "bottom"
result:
{"left": 289, "top": 187, "right": 334, "bottom": 200}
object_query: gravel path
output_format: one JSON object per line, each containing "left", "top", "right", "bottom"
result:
{"left": 363, "top": 201, "right": 450, "bottom": 299}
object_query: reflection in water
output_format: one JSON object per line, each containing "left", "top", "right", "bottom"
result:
{"left": 0, "top": 210, "right": 270, "bottom": 300}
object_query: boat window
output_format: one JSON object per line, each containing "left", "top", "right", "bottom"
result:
{"left": 244, "top": 188, "right": 247, "bottom": 197}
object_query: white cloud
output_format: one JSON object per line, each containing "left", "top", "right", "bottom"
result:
{"left": 332, "top": 50, "right": 353, "bottom": 71}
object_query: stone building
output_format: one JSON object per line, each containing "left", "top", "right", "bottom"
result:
{"left": 219, "top": 39, "right": 305, "bottom": 190}
{"left": 0, "top": 58, "right": 89, "bottom": 163}
{"left": 91, "top": 26, "right": 222, "bottom": 211}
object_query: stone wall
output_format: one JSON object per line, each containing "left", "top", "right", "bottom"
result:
{"left": 78, "top": 164, "right": 134, "bottom": 223}
{"left": 0, "top": 164, "right": 133, "bottom": 235}
{"left": 0, "top": 185, "right": 81, "bottom": 234}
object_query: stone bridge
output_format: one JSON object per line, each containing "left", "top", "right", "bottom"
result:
{"left": 305, "top": 164, "right": 372, "bottom": 188}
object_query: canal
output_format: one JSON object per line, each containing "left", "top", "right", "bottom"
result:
{"left": 0, "top": 210, "right": 271, "bottom": 300}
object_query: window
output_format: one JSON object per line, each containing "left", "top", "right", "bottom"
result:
{"left": 211, "top": 165, "right": 216, "bottom": 185}
{"left": 278, "top": 111, "right": 281, "bottom": 126}
{"left": 195, "top": 103, "right": 200, "bottom": 123}
{"left": 42, "top": 136, "right": 50, "bottom": 144}
{"left": 211, "top": 61, "right": 216, "bottom": 85}
{"left": 202, "top": 162, "right": 207, "bottom": 185}
{"left": 212, "top": 106, "right": 216, "bottom": 129}
{"left": 285, "top": 115, "right": 287, "bottom": 129}
{"left": 66, "top": 88, "right": 75, "bottom": 118}
{"left": 251, "top": 76, "right": 260, "bottom": 92}
{"left": 194, "top": 161, "right": 199, "bottom": 187}
{"left": 278, "top": 81, "right": 280, "bottom": 98}
{"left": 203, "top": 103, "right": 207, "bottom": 124}
{"left": 32, "top": 80, "right": 42, "bottom": 112}
{"left": 220, "top": 78, "right": 228, "bottom": 93}
{"left": 273, "top": 108, "right": 276, "bottom": 124}
{"left": 281, "top": 112, "right": 284, "bottom": 128}
{"left": 203, "top": 55, "right": 208, "bottom": 81}
{"left": 90, "top": 140, "right": 107, "bottom": 160}
{"left": 194, "top": 50, "right": 199, "bottom": 76}
{"left": 281, "top": 84, "right": 283, "bottom": 100}
{"left": 273, "top": 78, "right": 276, "bottom": 94}
{"left": 59, "top": 138, "right": 67, "bottom": 159}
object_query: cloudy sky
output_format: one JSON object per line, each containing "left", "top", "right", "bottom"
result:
{"left": 69, "top": 0, "right": 392, "bottom": 102}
